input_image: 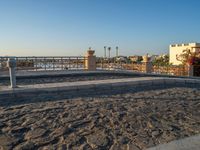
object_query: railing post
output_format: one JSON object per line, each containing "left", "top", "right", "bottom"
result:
{"left": 188, "top": 64, "right": 194, "bottom": 77}
{"left": 101, "top": 58, "right": 103, "bottom": 70}
{"left": 85, "top": 49, "right": 96, "bottom": 71}
{"left": 76, "top": 57, "right": 78, "bottom": 69}
{"left": 53, "top": 57, "right": 55, "bottom": 70}
{"left": 35, "top": 57, "right": 37, "bottom": 71}
{"left": 7, "top": 58, "right": 17, "bottom": 88}
{"left": 44, "top": 57, "right": 46, "bottom": 70}
{"left": 61, "top": 57, "right": 63, "bottom": 70}
{"left": 142, "top": 55, "right": 152, "bottom": 73}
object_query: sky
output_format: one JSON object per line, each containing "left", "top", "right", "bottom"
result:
{"left": 0, "top": 0, "right": 200, "bottom": 57}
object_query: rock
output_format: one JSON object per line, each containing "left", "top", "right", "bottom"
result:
{"left": 151, "top": 130, "right": 160, "bottom": 137}
{"left": 13, "top": 141, "right": 35, "bottom": 150}
{"left": 86, "top": 131, "right": 110, "bottom": 148}
{"left": 105, "top": 104, "right": 113, "bottom": 110}
{"left": 10, "top": 126, "right": 29, "bottom": 135}
{"left": 0, "top": 121, "right": 5, "bottom": 128}
{"left": 79, "top": 143, "right": 93, "bottom": 150}
{"left": 119, "top": 136, "right": 130, "bottom": 144}
{"left": 117, "top": 111, "right": 126, "bottom": 118}
{"left": 32, "top": 135, "right": 58, "bottom": 147}
{"left": 64, "top": 134, "right": 84, "bottom": 147}
{"left": 127, "top": 143, "right": 141, "bottom": 150}
{"left": 170, "top": 125, "right": 181, "bottom": 131}
{"left": 110, "top": 143, "right": 128, "bottom": 150}
{"left": 50, "top": 127, "right": 71, "bottom": 138}
{"left": 57, "top": 144, "right": 67, "bottom": 150}
{"left": 25, "top": 128, "right": 47, "bottom": 140}
{"left": 0, "top": 134, "right": 20, "bottom": 149}
{"left": 38, "top": 145, "right": 54, "bottom": 150}
{"left": 69, "top": 120, "right": 91, "bottom": 129}
{"left": 22, "top": 117, "right": 38, "bottom": 126}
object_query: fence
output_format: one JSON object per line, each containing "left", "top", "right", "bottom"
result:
{"left": 96, "top": 58, "right": 195, "bottom": 77}
{"left": 0, "top": 56, "right": 87, "bottom": 72}
{"left": 1, "top": 56, "right": 198, "bottom": 77}
{"left": 96, "top": 59, "right": 146, "bottom": 72}
{"left": 151, "top": 65, "right": 189, "bottom": 76}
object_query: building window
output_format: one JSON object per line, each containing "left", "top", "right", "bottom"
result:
{"left": 184, "top": 44, "right": 189, "bottom": 46}
{"left": 177, "top": 44, "right": 182, "bottom": 47}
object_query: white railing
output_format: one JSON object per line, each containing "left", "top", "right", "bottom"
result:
{"left": 0, "top": 56, "right": 87, "bottom": 72}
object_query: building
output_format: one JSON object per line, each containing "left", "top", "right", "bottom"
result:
{"left": 169, "top": 43, "right": 200, "bottom": 65}
{"left": 149, "top": 55, "right": 159, "bottom": 62}
{"left": 116, "top": 56, "right": 128, "bottom": 62}
{"left": 129, "top": 55, "right": 142, "bottom": 62}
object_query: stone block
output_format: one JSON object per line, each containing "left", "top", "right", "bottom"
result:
{"left": 152, "top": 79, "right": 165, "bottom": 86}
{"left": 175, "top": 79, "right": 186, "bottom": 86}
{"left": 164, "top": 78, "right": 176, "bottom": 85}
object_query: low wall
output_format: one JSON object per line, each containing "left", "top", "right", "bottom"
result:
{"left": 0, "top": 77, "right": 200, "bottom": 107}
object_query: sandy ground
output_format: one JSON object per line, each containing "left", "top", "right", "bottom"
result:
{"left": 0, "top": 87, "right": 200, "bottom": 150}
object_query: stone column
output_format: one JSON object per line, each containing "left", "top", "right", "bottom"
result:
{"left": 142, "top": 55, "right": 152, "bottom": 73}
{"left": 85, "top": 49, "right": 96, "bottom": 71}
{"left": 7, "top": 58, "right": 17, "bottom": 88}
{"left": 188, "top": 64, "right": 194, "bottom": 77}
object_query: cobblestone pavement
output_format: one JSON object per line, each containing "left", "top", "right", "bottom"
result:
{"left": 0, "top": 87, "right": 200, "bottom": 150}
{"left": 0, "top": 75, "right": 134, "bottom": 86}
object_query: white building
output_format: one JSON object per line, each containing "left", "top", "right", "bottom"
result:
{"left": 169, "top": 43, "right": 200, "bottom": 65}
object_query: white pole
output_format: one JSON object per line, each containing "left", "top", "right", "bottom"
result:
{"left": 7, "top": 58, "right": 17, "bottom": 88}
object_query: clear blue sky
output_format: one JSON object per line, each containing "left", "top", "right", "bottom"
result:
{"left": 0, "top": 0, "right": 200, "bottom": 56}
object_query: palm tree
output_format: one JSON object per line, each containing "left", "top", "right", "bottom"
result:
{"left": 116, "top": 46, "right": 119, "bottom": 57}
{"left": 108, "top": 47, "right": 111, "bottom": 58}
{"left": 104, "top": 46, "right": 106, "bottom": 58}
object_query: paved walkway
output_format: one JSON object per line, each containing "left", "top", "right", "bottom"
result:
{"left": 0, "top": 70, "right": 144, "bottom": 78}
{"left": 147, "top": 134, "right": 200, "bottom": 150}
{"left": 0, "top": 77, "right": 158, "bottom": 93}
{"left": 0, "top": 70, "right": 105, "bottom": 78}
{"left": 1, "top": 70, "right": 200, "bottom": 80}
{"left": 1, "top": 77, "right": 200, "bottom": 94}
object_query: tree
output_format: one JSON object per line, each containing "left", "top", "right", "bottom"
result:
{"left": 104, "top": 46, "right": 106, "bottom": 58}
{"left": 152, "top": 54, "right": 171, "bottom": 66}
{"left": 176, "top": 48, "right": 200, "bottom": 65}
{"left": 116, "top": 46, "right": 119, "bottom": 57}
{"left": 108, "top": 47, "right": 111, "bottom": 58}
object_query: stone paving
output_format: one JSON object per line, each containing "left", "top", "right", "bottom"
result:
{"left": 147, "top": 134, "right": 200, "bottom": 150}
{"left": 0, "top": 87, "right": 200, "bottom": 149}
{"left": 0, "top": 75, "right": 135, "bottom": 86}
